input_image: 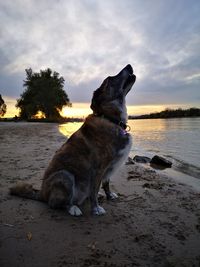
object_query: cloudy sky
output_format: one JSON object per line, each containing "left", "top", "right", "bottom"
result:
{"left": 0, "top": 0, "right": 200, "bottom": 116}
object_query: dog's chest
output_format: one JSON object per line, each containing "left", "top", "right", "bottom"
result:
{"left": 115, "top": 132, "right": 132, "bottom": 163}
{"left": 108, "top": 131, "right": 132, "bottom": 178}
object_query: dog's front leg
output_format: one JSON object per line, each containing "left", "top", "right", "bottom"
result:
{"left": 90, "top": 178, "right": 106, "bottom": 216}
{"left": 102, "top": 179, "right": 118, "bottom": 200}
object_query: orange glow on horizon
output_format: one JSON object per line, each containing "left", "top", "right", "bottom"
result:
{"left": 127, "top": 105, "right": 169, "bottom": 116}
{"left": 2, "top": 97, "right": 19, "bottom": 118}
{"left": 2, "top": 96, "right": 196, "bottom": 119}
{"left": 60, "top": 103, "right": 91, "bottom": 118}
{"left": 61, "top": 103, "right": 192, "bottom": 118}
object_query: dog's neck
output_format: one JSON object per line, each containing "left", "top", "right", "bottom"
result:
{"left": 94, "top": 113, "right": 128, "bottom": 130}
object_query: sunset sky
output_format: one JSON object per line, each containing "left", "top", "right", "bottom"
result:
{"left": 0, "top": 0, "right": 200, "bottom": 117}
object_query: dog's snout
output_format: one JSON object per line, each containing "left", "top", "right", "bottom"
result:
{"left": 115, "top": 64, "right": 134, "bottom": 78}
{"left": 125, "top": 64, "right": 133, "bottom": 75}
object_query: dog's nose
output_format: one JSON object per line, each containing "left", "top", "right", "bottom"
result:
{"left": 125, "top": 64, "right": 133, "bottom": 75}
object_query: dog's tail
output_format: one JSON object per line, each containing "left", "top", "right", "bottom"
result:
{"left": 10, "top": 183, "right": 44, "bottom": 202}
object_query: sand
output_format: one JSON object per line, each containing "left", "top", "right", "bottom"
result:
{"left": 0, "top": 122, "right": 200, "bottom": 267}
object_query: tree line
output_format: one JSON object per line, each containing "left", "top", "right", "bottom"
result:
{"left": 129, "top": 107, "right": 200, "bottom": 120}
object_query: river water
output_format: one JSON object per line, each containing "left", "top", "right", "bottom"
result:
{"left": 59, "top": 117, "right": 200, "bottom": 182}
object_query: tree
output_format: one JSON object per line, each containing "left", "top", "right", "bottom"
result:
{"left": 16, "top": 68, "right": 71, "bottom": 120}
{"left": 0, "top": 94, "right": 7, "bottom": 117}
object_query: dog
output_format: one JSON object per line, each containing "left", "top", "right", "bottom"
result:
{"left": 10, "top": 64, "right": 136, "bottom": 216}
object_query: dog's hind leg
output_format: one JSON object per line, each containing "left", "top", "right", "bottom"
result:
{"left": 68, "top": 205, "right": 82, "bottom": 216}
{"left": 48, "top": 186, "right": 68, "bottom": 209}
{"left": 45, "top": 170, "right": 82, "bottom": 216}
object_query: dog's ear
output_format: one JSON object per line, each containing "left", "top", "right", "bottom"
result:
{"left": 90, "top": 78, "right": 109, "bottom": 113}
{"left": 90, "top": 87, "right": 102, "bottom": 113}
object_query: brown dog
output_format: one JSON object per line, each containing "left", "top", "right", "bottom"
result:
{"left": 10, "top": 64, "right": 136, "bottom": 216}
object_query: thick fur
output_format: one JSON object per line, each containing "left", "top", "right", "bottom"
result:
{"left": 10, "top": 64, "right": 136, "bottom": 216}
{"left": 10, "top": 183, "right": 42, "bottom": 201}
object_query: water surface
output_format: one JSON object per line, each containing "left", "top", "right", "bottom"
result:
{"left": 128, "top": 118, "right": 200, "bottom": 179}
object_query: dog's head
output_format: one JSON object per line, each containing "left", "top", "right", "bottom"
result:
{"left": 91, "top": 64, "right": 136, "bottom": 123}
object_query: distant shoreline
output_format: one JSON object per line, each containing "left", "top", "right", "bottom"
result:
{"left": 129, "top": 107, "right": 200, "bottom": 120}
{"left": 1, "top": 116, "right": 200, "bottom": 123}
{"left": 1, "top": 115, "right": 200, "bottom": 123}
{"left": 129, "top": 115, "right": 200, "bottom": 120}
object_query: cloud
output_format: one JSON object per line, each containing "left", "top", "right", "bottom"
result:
{"left": 0, "top": 0, "right": 200, "bottom": 107}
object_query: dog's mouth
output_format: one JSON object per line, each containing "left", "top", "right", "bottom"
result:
{"left": 122, "top": 64, "right": 136, "bottom": 94}
{"left": 123, "top": 74, "right": 136, "bottom": 89}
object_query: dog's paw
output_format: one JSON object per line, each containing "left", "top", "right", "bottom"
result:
{"left": 68, "top": 205, "right": 82, "bottom": 216}
{"left": 107, "top": 192, "right": 118, "bottom": 200}
{"left": 92, "top": 205, "right": 106, "bottom": 216}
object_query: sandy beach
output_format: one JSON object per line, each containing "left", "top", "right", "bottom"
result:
{"left": 0, "top": 122, "right": 200, "bottom": 267}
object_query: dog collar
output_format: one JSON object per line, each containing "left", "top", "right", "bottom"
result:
{"left": 94, "top": 114, "right": 130, "bottom": 131}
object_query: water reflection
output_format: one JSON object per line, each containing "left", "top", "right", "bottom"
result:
{"left": 59, "top": 122, "right": 83, "bottom": 137}
{"left": 128, "top": 119, "right": 167, "bottom": 144}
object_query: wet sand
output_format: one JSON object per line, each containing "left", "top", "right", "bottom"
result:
{"left": 0, "top": 122, "right": 200, "bottom": 267}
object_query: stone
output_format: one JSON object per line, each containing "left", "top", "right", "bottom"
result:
{"left": 150, "top": 155, "right": 172, "bottom": 168}
{"left": 133, "top": 155, "right": 151, "bottom": 163}
{"left": 125, "top": 157, "right": 135, "bottom": 165}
